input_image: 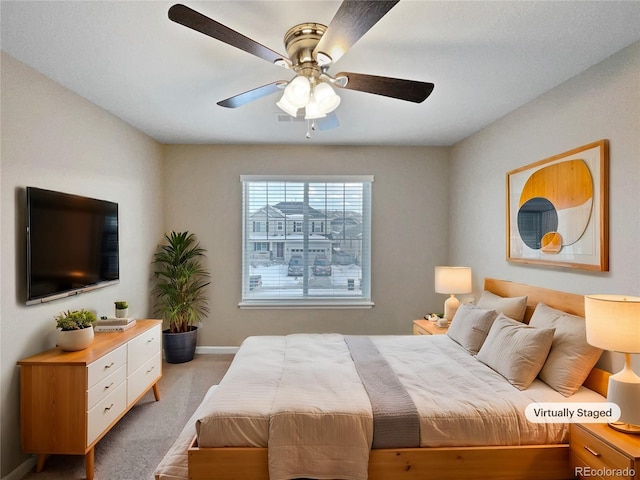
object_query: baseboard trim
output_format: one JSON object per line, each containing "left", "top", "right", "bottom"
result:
{"left": 195, "top": 346, "right": 239, "bottom": 355}
{"left": 3, "top": 456, "right": 35, "bottom": 480}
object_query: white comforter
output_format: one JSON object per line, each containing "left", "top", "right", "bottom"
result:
{"left": 194, "top": 333, "right": 603, "bottom": 480}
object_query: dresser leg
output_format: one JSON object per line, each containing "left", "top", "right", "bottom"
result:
{"left": 35, "top": 454, "right": 47, "bottom": 472}
{"left": 153, "top": 382, "right": 161, "bottom": 401}
{"left": 85, "top": 448, "right": 94, "bottom": 480}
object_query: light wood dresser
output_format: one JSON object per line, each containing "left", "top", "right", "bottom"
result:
{"left": 18, "top": 319, "right": 162, "bottom": 480}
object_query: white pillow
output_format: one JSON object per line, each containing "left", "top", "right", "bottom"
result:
{"left": 476, "top": 314, "right": 555, "bottom": 390}
{"left": 446, "top": 304, "right": 498, "bottom": 355}
{"left": 476, "top": 290, "right": 528, "bottom": 322}
{"left": 529, "top": 303, "right": 603, "bottom": 396}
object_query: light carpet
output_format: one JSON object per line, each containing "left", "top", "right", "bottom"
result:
{"left": 21, "top": 354, "right": 234, "bottom": 480}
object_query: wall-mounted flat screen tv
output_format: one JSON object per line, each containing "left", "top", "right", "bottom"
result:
{"left": 26, "top": 187, "right": 119, "bottom": 304}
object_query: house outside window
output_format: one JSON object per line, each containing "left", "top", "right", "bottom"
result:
{"left": 240, "top": 175, "right": 373, "bottom": 308}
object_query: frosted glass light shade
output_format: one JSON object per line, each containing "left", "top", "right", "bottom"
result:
{"left": 304, "top": 94, "right": 325, "bottom": 120}
{"left": 276, "top": 95, "right": 299, "bottom": 117}
{"left": 314, "top": 82, "right": 341, "bottom": 114}
{"left": 283, "top": 76, "right": 311, "bottom": 107}
{"left": 584, "top": 294, "right": 640, "bottom": 353}
{"left": 435, "top": 266, "right": 472, "bottom": 294}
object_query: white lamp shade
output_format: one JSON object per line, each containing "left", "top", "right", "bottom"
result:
{"left": 435, "top": 266, "right": 472, "bottom": 294}
{"left": 283, "top": 76, "right": 311, "bottom": 108}
{"left": 584, "top": 294, "right": 640, "bottom": 353}
{"left": 314, "top": 82, "right": 341, "bottom": 114}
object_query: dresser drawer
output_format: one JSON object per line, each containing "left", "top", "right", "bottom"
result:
{"left": 87, "top": 381, "right": 126, "bottom": 446}
{"left": 571, "top": 425, "right": 633, "bottom": 479}
{"left": 87, "top": 364, "right": 126, "bottom": 410}
{"left": 127, "top": 352, "right": 161, "bottom": 405}
{"left": 127, "top": 324, "right": 161, "bottom": 375}
{"left": 87, "top": 344, "right": 126, "bottom": 388}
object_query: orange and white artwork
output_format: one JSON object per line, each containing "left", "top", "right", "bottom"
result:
{"left": 507, "top": 140, "right": 608, "bottom": 271}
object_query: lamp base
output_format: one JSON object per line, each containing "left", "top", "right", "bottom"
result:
{"left": 609, "top": 422, "right": 640, "bottom": 435}
{"left": 443, "top": 295, "right": 460, "bottom": 321}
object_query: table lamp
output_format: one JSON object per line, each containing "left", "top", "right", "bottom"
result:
{"left": 435, "top": 266, "right": 472, "bottom": 321}
{"left": 585, "top": 294, "right": 640, "bottom": 434}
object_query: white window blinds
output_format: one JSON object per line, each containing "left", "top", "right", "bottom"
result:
{"left": 240, "top": 175, "right": 373, "bottom": 308}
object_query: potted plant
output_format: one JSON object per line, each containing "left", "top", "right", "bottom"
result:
{"left": 114, "top": 301, "right": 129, "bottom": 318}
{"left": 55, "top": 309, "right": 97, "bottom": 351}
{"left": 152, "top": 231, "right": 210, "bottom": 363}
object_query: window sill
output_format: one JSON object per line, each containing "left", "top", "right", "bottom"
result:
{"left": 238, "top": 299, "right": 375, "bottom": 310}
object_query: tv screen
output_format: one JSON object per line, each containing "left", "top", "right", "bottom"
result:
{"left": 26, "top": 187, "right": 119, "bottom": 304}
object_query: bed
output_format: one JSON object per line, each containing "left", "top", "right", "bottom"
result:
{"left": 155, "top": 278, "right": 610, "bottom": 480}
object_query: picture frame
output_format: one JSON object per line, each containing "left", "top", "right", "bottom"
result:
{"left": 506, "top": 140, "right": 609, "bottom": 271}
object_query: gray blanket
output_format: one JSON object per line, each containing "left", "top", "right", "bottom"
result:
{"left": 345, "top": 335, "right": 420, "bottom": 449}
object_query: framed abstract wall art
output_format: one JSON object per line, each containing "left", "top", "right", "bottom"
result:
{"left": 506, "top": 140, "right": 609, "bottom": 271}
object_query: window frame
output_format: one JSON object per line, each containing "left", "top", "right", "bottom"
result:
{"left": 239, "top": 175, "right": 374, "bottom": 309}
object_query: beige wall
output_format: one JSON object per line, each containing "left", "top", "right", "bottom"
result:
{"left": 0, "top": 52, "right": 165, "bottom": 477}
{"left": 449, "top": 41, "right": 640, "bottom": 372}
{"left": 162, "top": 144, "right": 450, "bottom": 346}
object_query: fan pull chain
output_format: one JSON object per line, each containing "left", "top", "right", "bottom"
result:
{"left": 305, "top": 119, "right": 318, "bottom": 139}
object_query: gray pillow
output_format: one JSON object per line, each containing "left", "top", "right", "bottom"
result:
{"left": 476, "top": 290, "right": 528, "bottom": 322}
{"left": 476, "top": 314, "right": 555, "bottom": 390}
{"left": 529, "top": 303, "right": 602, "bottom": 396}
{"left": 447, "top": 304, "right": 498, "bottom": 355}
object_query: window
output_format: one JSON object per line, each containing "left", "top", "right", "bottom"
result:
{"left": 240, "top": 175, "right": 373, "bottom": 308}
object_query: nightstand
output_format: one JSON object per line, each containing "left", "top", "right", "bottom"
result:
{"left": 413, "top": 319, "right": 449, "bottom": 335}
{"left": 571, "top": 423, "right": 640, "bottom": 479}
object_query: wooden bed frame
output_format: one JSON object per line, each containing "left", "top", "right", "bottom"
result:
{"left": 187, "top": 278, "right": 609, "bottom": 480}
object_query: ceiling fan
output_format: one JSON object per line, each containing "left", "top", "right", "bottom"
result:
{"left": 168, "top": 1, "right": 434, "bottom": 134}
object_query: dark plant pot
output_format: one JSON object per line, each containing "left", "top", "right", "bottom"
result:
{"left": 163, "top": 326, "right": 198, "bottom": 364}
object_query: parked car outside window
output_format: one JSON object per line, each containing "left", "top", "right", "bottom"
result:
{"left": 287, "top": 254, "right": 304, "bottom": 276}
{"left": 312, "top": 254, "right": 332, "bottom": 276}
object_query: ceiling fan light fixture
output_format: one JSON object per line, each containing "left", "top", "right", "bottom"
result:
{"left": 283, "top": 75, "right": 311, "bottom": 108}
{"left": 314, "top": 82, "right": 341, "bottom": 114}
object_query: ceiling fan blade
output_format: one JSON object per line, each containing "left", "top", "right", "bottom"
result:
{"left": 315, "top": 112, "right": 340, "bottom": 131}
{"left": 334, "top": 72, "right": 434, "bottom": 103}
{"left": 217, "top": 81, "right": 286, "bottom": 108}
{"left": 313, "top": 1, "right": 399, "bottom": 65}
{"left": 169, "top": 4, "right": 290, "bottom": 67}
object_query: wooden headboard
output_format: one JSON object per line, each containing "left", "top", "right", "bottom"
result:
{"left": 484, "top": 278, "right": 609, "bottom": 397}
{"left": 485, "top": 277, "right": 585, "bottom": 323}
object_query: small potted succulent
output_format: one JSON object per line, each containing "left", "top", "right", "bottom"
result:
{"left": 55, "top": 309, "right": 97, "bottom": 351}
{"left": 114, "top": 301, "right": 129, "bottom": 318}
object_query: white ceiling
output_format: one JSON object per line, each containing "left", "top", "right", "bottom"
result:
{"left": 2, "top": 1, "right": 640, "bottom": 146}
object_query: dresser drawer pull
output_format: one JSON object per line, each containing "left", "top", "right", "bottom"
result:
{"left": 104, "top": 382, "right": 114, "bottom": 390}
{"left": 584, "top": 445, "right": 601, "bottom": 457}
{"left": 146, "top": 365, "right": 155, "bottom": 374}
{"left": 147, "top": 337, "right": 154, "bottom": 343}
{"left": 104, "top": 403, "right": 114, "bottom": 413}
{"left": 104, "top": 362, "right": 115, "bottom": 370}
